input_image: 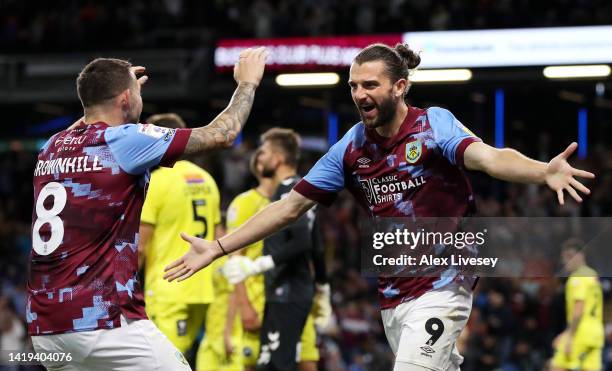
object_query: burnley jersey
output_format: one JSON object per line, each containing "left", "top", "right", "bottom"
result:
{"left": 27, "top": 121, "right": 191, "bottom": 335}
{"left": 294, "top": 106, "right": 481, "bottom": 309}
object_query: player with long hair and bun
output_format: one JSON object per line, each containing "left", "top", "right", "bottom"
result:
{"left": 165, "top": 43, "right": 594, "bottom": 371}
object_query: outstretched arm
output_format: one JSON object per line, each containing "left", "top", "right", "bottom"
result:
{"left": 183, "top": 47, "right": 269, "bottom": 153}
{"left": 221, "top": 190, "right": 315, "bottom": 255}
{"left": 164, "top": 190, "right": 316, "bottom": 282}
{"left": 464, "top": 141, "right": 595, "bottom": 205}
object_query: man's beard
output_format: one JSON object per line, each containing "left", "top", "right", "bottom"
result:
{"left": 359, "top": 95, "right": 398, "bottom": 129}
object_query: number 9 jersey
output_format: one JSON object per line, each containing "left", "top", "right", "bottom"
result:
{"left": 27, "top": 121, "right": 191, "bottom": 335}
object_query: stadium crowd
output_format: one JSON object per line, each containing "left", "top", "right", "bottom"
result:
{"left": 1, "top": 0, "right": 612, "bottom": 52}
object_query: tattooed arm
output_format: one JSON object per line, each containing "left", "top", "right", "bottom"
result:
{"left": 184, "top": 82, "right": 256, "bottom": 153}
{"left": 184, "top": 47, "right": 269, "bottom": 154}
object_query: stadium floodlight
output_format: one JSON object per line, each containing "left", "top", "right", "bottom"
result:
{"left": 410, "top": 69, "right": 473, "bottom": 82}
{"left": 275, "top": 73, "right": 340, "bottom": 87}
{"left": 543, "top": 65, "right": 611, "bottom": 79}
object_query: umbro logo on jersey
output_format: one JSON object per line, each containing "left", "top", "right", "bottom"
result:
{"left": 357, "top": 157, "right": 371, "bottom": 168}
{"left": 420, "top": 345, "right": 435, "bottom": 354}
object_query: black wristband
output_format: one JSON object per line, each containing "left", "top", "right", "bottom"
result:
{"left": 216, "top": 239, "right": 228, "bottom": 256}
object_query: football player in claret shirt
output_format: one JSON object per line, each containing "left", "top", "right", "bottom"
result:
{"left": 165, "top": 43, "right": 595, "bottom": 371}
{"left": 27, "top": 47, "right": 267, "bottom": 370}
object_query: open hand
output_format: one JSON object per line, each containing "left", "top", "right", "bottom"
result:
{"left": 163, "top": 233, "right": 222, "bottom": 282}
{"left": 545, "top": 142, "right": 595, "bottom": 205}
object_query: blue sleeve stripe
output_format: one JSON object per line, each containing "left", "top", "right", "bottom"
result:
{"left": 105, "top": 124, "right": 175, "bottom": 175}
{"left": 427, "top": 107, "right": 479, "bottom": 165}
{"left": 303, "top": 124, "right": 360, "bottom": 193}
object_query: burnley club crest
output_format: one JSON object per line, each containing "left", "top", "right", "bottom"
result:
{"left": 405, "top": 139, "right": 422, "bottom": 164}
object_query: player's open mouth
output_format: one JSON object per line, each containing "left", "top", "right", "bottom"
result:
{"left": 361, "top": 103, "right": 377, "bottom": 117}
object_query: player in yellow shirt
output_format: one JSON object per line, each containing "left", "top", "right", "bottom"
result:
{"left": 551, "top": 238, "right": 604, "bottom": 371}
{"left": 138, "top": 113, "right": 221, "bottom": 365}
{"left": 226, "top": 134, "right": 332, "bottom": 371}
{"left": 226, "top": 150, "right": 273, "bottom": 370}
{"left": 196, "top": 150, "right": 274, "bottom": 371}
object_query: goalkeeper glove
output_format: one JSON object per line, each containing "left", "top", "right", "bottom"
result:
{"left": 223, "top": 255, "right": 275, "bottom": 284}
{"left": 312, "top": 283, "right": 332, "bottom": 330}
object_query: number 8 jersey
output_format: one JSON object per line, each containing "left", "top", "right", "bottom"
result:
{"left": 27, "top": 121, "right": 191, "bottom": 335}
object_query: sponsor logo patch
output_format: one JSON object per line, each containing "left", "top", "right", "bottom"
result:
{"left": 358, "top": 174, "right": 426, "bottom": 205}
{"left": 137, "top": 123, "right": 169, "bottom": 139}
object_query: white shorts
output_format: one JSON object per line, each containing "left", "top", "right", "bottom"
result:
{"left": 381, "top": 282, "right": 472, "bottom": 371}
{"left": 31, "top": 315, "right": 192, "bottom": 371}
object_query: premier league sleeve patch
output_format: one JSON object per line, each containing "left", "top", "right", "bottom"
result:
{"left": 405, "top": 139, "right": 423, "bottom": 164}
{"left": 137, "top": 123, "right": 169, "bottom": 139}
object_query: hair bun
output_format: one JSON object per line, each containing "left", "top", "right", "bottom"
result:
{"left": 394, "top": 43, "right": 421, "bottom": 69}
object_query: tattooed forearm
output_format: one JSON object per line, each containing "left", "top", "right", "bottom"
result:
{"left": 184, "top": 82, "right": 257, "bottom": 154}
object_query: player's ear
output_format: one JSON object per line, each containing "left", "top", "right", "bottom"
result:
{"left": 118, "top": 89, "right": 129, "bottom": 103}
{"left": 118, "top": 89, "right": 131, "bottom": 119}
{"left": 120, "top": 89, "right": 131, "bottom": 108}
{"left": 394, "top": 78, "right": 408, "bottom": 99}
